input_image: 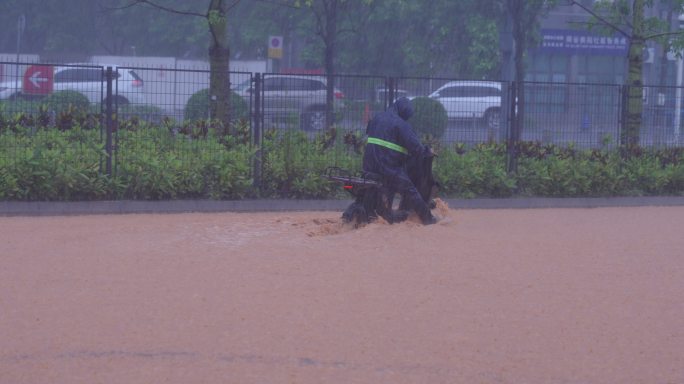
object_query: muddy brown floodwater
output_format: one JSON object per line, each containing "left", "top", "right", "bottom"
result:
{"left": 1, "top": 202, "right": 683, "bottom": 384}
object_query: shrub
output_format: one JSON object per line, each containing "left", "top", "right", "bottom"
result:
{"left": 260, "top": 128, "right": 360, "bottom": 198}
{"left": 184, "top": 89, "right": 248, "bottom": 122}
{"left": 410, "top": 96, "right": 448, "bottom": 139}
{"left": 0, "top": 102, "right": 48, "bottom": 132}
{"left": 0, "top": 99, "right": 43, "bottom": 117}
{"left": 36, "top": 91, "right": 93, "bottom": 131}
{"left": 112, "top": 128, "right": 254, "bottom": 200}
{"left": 117, "top": 104, "right": 165, "bottom": 123}
{"left": 44, "top": 90, "right": 90, "bottom": 113}
{"left": 434, "top": 143, "right": 515, "bottom": 198}
{"left": 0, "top": 127, "right": 111, "bottom": 200}
{"left": 2, "top": 121, "right": 684, "bottom": 201}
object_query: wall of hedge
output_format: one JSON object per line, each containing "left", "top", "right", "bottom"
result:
{"left": 1, "top": 118, "right": 683, "bottom": 201}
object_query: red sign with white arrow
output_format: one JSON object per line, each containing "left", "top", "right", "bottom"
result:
{"left": 23, "top": 65, "right": 54, "bottom": 95}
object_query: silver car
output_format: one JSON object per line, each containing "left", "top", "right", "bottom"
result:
{"left": 234, "top": 74, "right": 344, "bottom": 131}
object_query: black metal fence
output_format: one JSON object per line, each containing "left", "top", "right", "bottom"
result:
{"left": 1, "top": 61, "right": 683, "bottom": 178}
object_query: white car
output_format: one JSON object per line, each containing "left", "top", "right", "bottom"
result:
{"left": 428, "top": 80, "right": 501, "bottom": 128}
{"left": 0, "top": 64, "right": 144, "bottom": 105}
{"left": 234, "top": 74, "right": 344, "bottom": 131}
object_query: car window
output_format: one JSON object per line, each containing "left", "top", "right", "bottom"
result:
{"left": 467, "top": 86, "right": 501, "bottom": 97}
{"left": 88, "top": 69, "right": 104, "bottom": 82}
{"left": 263, "top": 77, "right": 326, "bottom": 92}
{"left": 438, "top": 87, "right": 461, "bottom": 98}
{"left": 54, "top": 69, "right": 80, "bottom": 83}
{"left": 54, "top": 68, "right": 105, "bottom": 83}
{"left": 263, "top": 77, "right": 282, "bottom": 91}
{"left": 127, "top": 70, "right": 142, "bottom": 81}
{"left": 439, "top": 85, "right": 500, "bottom": 98}
{"left": 303, "top": 79, "right": 325, "bottom": 91}
{"left": 283, "top": 78, "right": 303, "bottom": 91}
{"left": 279, "top": 78, "right": 324, "bottom": 91}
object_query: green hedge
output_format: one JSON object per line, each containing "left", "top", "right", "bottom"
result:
{"left": 1, "top": 121, "right": 683, "bottom": 200}
{"left": 44, "top": 90, "right": 91, "bottom": 113}
{"left": 0, "top": 123, "right": 254, "bottom": 200}
{"left": 260, "top": 128, "right": 361, "bottom": 198}
{"left": 433, "top": 144, "right": 515, "bottom": 198}
{"left": 0, "top": 127, "right": 111, "bottom": 200}
{"left": 184, "top": 89, "right": 248, "bottom": 122}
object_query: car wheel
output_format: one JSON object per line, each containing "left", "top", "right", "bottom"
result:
{"left": 301, "top": 110, "right": 326, "bottom": 131}
{"left": 484, "top": 108, "right": 500, "bottom": 130}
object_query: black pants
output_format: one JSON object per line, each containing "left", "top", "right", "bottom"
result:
{"left": 382, "top": 172, "right": 433, "bottom": 222}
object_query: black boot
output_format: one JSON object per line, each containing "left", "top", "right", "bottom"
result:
{"left": 414, "top": 199, "right": 437, "bottom": 225}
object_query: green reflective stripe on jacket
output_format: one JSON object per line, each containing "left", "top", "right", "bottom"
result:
{"left": 367, "top": 137, "right": 408, "bottom": 155}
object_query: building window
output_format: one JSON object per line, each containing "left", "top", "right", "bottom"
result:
{"left": 526, "top": 54, "right": 568, "bottom": 82}
{"left": 526, "top": 54, "right": 569, "bottom": 113}
{"left": 577, "top": 55, "right": 625, "bottom": 84}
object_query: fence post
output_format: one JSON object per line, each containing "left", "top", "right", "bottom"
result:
{"left": 619, "top": 83, "right": 627, "bottom": 147}
{"left": 500, "top": 81, "right": 511, "bottom": 144}
{"left": 105, "top": 66, "right": 113, "bottom": 177}
{"left": 253, "top": 73, "right": 262, "bottom": 190}
{"left": 506, "top": 81, "right": 518, "bottom": 174}
{"left": 387, "top": 77, "right": 396, "bottom": 107}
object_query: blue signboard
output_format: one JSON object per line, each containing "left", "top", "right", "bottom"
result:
{"left": 538, "top": 28, "right": 628, "bottom": 56}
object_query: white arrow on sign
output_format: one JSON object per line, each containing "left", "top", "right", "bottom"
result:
{"left": 29, "top": 71, "right": 48, "bottom": 88}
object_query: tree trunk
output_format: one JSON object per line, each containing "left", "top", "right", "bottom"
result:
{"left": 324, "top": 0, "right": 338, "bottom": 130}
{"left": 513, "top": 0, "right": 526, "bottom": 146}
{"left": 623, "top": 0, "right": 645, "bottom": 147}
{"left": 657, "top": 0, "right": 674, "bottom": 89}
{"left": 208, "top": 0, "right": 231, "bottom": 130}
{"left": 508, "top": 0, "right": 527, "bottom": 173}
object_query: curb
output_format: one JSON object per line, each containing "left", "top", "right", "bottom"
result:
{"left": 2, "top": 196, "right": 684, "bottom": 216}
{"left": 451, "top": 196, "right": 684, "bottom": 209}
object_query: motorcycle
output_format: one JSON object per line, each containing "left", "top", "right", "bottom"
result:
{"left": 325, "top": 150, "right": 439, "bottom": 226}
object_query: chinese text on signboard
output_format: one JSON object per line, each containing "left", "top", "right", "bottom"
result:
{"left": 538, "top": 29, "right": 628, "bottom": 56}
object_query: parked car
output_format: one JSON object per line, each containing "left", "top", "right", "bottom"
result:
{"left": 428, "top": 80, "right": 501, "bottom": 129}
{"left": 233, "top": 74, "right": 344, "bottom": 131}
{"left": 0, "top": 64, "right": 144, "bottom": 105}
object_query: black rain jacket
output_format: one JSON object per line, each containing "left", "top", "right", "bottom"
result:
{"left": 362, "top": 97, "right": 426, "bottom": 178}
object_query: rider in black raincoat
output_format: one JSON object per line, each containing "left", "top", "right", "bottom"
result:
{"left": 363, "top": 97, "right": 437, "bottom": 225}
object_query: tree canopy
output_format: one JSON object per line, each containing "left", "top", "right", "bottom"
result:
{"left": 0, "top": 0, "right": 508, "bottom": 78}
